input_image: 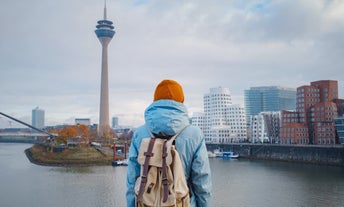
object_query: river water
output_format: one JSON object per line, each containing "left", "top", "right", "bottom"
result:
{"left": 1, "top": 143, "right": 344, "bottom": 207}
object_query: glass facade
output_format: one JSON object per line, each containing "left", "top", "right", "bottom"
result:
{"left": 334, "top": 117, "right": 344, "bottom": 144}
{"left": 244, "top": 86, "right": 296, "bottom": 123}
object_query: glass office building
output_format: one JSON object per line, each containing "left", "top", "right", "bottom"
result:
{"left": 244, "top": 86, "right": 296, "bottom": 123}
{"left": 334, "top": 117, "right": 344, "bottom": 144}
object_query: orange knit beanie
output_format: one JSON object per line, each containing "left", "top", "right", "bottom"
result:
{"left": 153, "top": 79, "right": 184, "bottom": 103}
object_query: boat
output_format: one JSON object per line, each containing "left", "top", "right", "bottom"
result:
{"left": 208, "top": 151, "right": 217, "bottom": 158}
{"left": 112, "top": 159, "right": 128, "bottom": 166}
{"left": 221, "top": 151, "right": 239, "bottom": 159}
{"left": 214, "top": 149, "right": 239, "bottom": 159}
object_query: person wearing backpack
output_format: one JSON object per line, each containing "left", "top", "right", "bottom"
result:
{"left": 126, "top": 79, "right": 212, "bottom": 207}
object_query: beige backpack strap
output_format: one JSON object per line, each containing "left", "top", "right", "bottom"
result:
{"left": 137, "top": 137, "right": 156, "bottom": 201}
{"left": 166, "top": 125, "right": 190, "bottom": 146}
{"left": 161, "top": 139, "right": 169, "bottom": 202}
{"left": 161, "top": 125, "right": 189, "bottom": 202}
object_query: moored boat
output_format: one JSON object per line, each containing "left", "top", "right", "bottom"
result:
{"left": 112, "top": 159, "right": 128, "bottom": 166}
{"left": 214, "top": 150, "right": 239, "bottom": 159}
{"left": 221, "top": 151, "right": 239, "bottom": 159}
{"left": 208, "top": 151, "right": 217, "bottom": 158}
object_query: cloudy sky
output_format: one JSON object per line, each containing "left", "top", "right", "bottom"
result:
{"left": 1, "top": 0, "right": 343, "bottom": 128}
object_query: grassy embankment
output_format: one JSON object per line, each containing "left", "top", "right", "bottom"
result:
{"left": 25, "top": 144, "right": 114, "bottom": 166}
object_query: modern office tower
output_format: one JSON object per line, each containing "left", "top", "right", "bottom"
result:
{"left": 248, "top": 111, "right": 281, "bottom": 144}
{"left": 195, "top": 87, "right": 247, "bottom": 144}
{"left": 112, "top": 116, "right": 119, "bottom": 129}
{"left": 244, "top": 86, "right": 296, "bottom": 123}
{"left": 334, "top": 116, "right": 344, "bottom": 144}
{"left": 32, "top": 107, "right": 45, "bottom": 129}
{"left": 280, "top": 80, "right": 344, "bottom": 145}
{"left": 95, "top": 3, "right": 115, "bottom": 138}
{"left": 75, "top": 118, "right": 91, "bottom": 126}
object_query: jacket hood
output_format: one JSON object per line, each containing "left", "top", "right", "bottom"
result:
{"left": 144, "top": 100, "right": 190, "bottom": 136}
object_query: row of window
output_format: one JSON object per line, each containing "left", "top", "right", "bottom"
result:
{"left": 283, "top": 113, "right": 298, "bottom": 117}
{"left": 317, "top": 138, "right": 335, "bottom": 144}
{"left": 281, "top": 133, "right": 308, "bottom": 138}
{"left": 311, "top": 106, "right": 337, "bottom": 111}
{"left": 298, "top": 88, "right": 319, "bottom": 93}
{"left": 316, "top": 133, "right": 335, "bottom": 137}
{"left": 311, "top": 117, "right": 334, "bottom": 122}
{"left": 281, "top": 138, "right": 309, "bottom": 144}
{"left": 316, "top": 127, "right": 334, "bottom": 132}
{"left": 283, "top": 118, "right": 298, "bottom": 123}
{"left": 312, "top": 112, "right": 336, "bottom": 116}
{"left": 210, "top": 94, "right": 231, "bottom": 97}
{"left": 297, "top": 98, "right": 320, "bottom": 103}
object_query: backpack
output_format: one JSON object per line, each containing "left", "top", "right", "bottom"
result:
{"left": 134, "top": 126, "right": 190, "bottom": 207}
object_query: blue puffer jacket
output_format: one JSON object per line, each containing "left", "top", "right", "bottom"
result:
{"left": 126, "top": 100, "right": 212, "bottom": 207}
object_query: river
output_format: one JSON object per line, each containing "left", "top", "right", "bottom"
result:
{"left": 1, "top": 143, "right": 344, "bottom": 207}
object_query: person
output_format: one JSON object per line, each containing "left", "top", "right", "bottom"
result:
{"left": 126, "top": 79, "right": 212, "bottom": 207}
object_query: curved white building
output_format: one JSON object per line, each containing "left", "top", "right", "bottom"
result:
{"left": 196, "top": 87, "right": 247, "bottom": 144}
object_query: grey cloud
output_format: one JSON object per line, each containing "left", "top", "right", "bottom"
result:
{"left": 1, "top": 0, "right": 343, "bottom": 128}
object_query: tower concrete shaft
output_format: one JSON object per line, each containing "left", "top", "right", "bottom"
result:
{"left": 95, "top": 3, "right": 115, "bottom": 138}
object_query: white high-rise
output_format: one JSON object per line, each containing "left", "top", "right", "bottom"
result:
{"left": 193, "top": 87, "right": 247, "bottom": 144}
{"left": 32, "top": 107, "right": 45, "bottom": 129}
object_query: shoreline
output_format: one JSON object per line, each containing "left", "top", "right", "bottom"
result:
{"left": 25, "top": 144, "right": 113, "bottom": 167}
{"left": 207, "top": 143, "right": 344, "bottom": 167}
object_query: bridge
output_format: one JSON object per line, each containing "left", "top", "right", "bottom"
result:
{"left": 0, "top": 112, "right": 56, "bottom": 140}
{"left": 0, "top": 132, "right": 57, "bottom": 138}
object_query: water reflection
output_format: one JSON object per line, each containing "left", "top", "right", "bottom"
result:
{"left": 211, "top": 158, "right": 344, "bottom": 207}
{"left": 1, "top": 143, "right": 344, "bottom": 207}
{"left": 51, "top": 166, "right": 95, "bottom": 173}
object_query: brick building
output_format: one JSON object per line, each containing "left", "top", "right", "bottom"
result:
{"left": 280, "top": 80, "right": 343, "bottom": 145}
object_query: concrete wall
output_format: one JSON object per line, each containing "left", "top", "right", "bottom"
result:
{"left": 206, "top": 143, "right": 344, "bottom": 166}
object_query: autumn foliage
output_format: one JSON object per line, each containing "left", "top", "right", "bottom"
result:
{"left": 57, "top": 125, "right": 92, "bottom": 144}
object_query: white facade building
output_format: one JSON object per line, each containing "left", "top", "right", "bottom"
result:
{"left": 191, "top": 112, "right": 205, "bottom": 131}
{"left": 75, "top": 118, "right": 91, "bottom": 126}
{"left": 32, "top": 107, "right": 45, "bottom": 129}
{"left": 225, "top": 104, "right": 247, "bottom": 142}
{"left": 193, "top": 87, "right": 247, "bottom": 144}
{"left": 248, "top": 111, "right": 281, "bottom": 143}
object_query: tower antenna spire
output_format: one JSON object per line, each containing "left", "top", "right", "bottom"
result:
{"left": 104, "top": 0, "right": 107, "bottom": 20}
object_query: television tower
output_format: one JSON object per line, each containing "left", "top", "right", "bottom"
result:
{"left": 95, "top": 2, "right": 115, "bottom": 138}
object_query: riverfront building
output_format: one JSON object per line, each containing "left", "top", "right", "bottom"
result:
{"left": 334, "top": 116, "right": 344, "bottom": 144}
{"left": 248, "top": 111, "right": 281, "bottom": 144}
{"left": 244, "top": 86, "right": 296, "bottom": 123}
{"left": 32, "top": 107, "right": 45, "bottom": 129}
{"left": 95, "top": 3, "right": 115, "bottom": 138}
{"left": 191, "top": 112, "right": 205, "bottom": 132}
{"left": 192, "top": 87, "right": 247, "bottom": 144}
{"left": 280, "top": 80, "right": 344, "bottom": 145}
{"left": 112, "top": 117, "right": 119, "bottom": 129}
{"left": 75, "top": 118, "right": 91, "bottom": 126}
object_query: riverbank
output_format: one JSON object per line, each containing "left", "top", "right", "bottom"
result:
{"left": 207, "top": 143, "right": 344, "bottom": 167}
{"left": 0, "top": 137, "right": 35, "bottom": 143}
{"left": 25, "top": 144, "right": 113, "bottom": 167}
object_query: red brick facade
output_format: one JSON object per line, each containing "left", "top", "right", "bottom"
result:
{"left": 280, "top": 80, "right": 343, "bottom": 145}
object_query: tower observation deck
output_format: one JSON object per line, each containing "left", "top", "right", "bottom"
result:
{"left": 95, "top": 3, "right": 115, "bottom": 138}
